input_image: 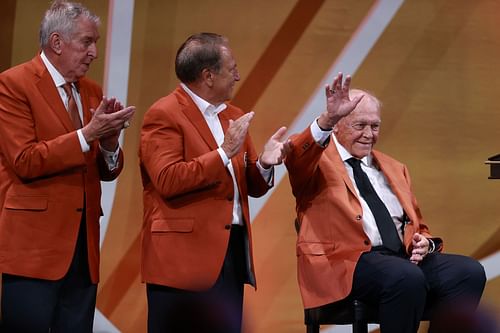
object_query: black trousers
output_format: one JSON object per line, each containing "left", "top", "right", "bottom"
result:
{"left": 147, "top": 225, "right": 247, "bottom": 333}
{"left": 1, "top": 216, "right": 97, "bottom": 333}
{"left": 350, "top": 247, "right": 486, "bottom": 333}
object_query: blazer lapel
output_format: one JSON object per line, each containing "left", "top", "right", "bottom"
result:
{"left": 34, "top": 57, "right": 74, "bottom": 132}
{"left": 372, "top": 151, "right": 415, "bottom": 220}
{"left": 78, "top": 81, "right": 92, "bottom": 126}
{"left": 176, "top": 87, "right": 218, "bottom": 151}
{"left": 218, "top": 109, "right": 230, "bottom": 134}
{"left": 326, "top": 142, "right": 359, "bottom": 198}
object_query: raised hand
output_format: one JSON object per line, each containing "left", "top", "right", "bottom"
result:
{"left": 259, "top": 126, "right": 291, "bottom": 169}
{"left": 317, "top": 73, "right": 363, "bottom": 130}
{"left": 81, "top": 96, "right": 135, "bottom": 151}
{"left": 221, "top": 112, "right": 255, "bottom": 159}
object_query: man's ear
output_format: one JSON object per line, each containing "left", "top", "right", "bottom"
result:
{"left": 49, "top": 32, "right": 63, "bottom": 55}
{"left": 201, "top": 68, "right": 213, "bottom": 88}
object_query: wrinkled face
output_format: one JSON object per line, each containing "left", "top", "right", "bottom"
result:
{"left": 210, "top": 46, "right": 240, "bottom": 104}
{"left": 58, "top": 17, "right": 99, "bottom": 82}
{"left": 334, "top": 95, "right": 381, "bottom": 159}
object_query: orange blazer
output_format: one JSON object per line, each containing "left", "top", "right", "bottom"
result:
{"left": 0, "top": 55, "right": 123, "bottom": 283}
{"left": 285, "top": 127, "right": 441, "bottom": 309}
{"left": 139, "top": 86, "right": 271, "bottom": 291}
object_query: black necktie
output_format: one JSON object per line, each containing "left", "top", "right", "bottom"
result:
{"left": 347, "top": 158, "right": 402, "bottom": 252}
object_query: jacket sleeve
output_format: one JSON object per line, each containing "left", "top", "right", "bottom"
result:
{"left": 96, "top": 148, "right": 124, "bottom": 182}
{"left": 285, "top": 125, "right": 327, "bottom": 198}
{"left": 243, "top": 134, "right": 272, "bottom": 198}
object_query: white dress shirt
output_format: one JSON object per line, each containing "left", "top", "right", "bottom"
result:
{"left": 310, "top": 119, "right": 404, "bottom": 245}
{"left": 181, "top": 83, "right": 272, "bottom": 225}
{"left": 40, "top": 51, "right": 119, "bottom": 170}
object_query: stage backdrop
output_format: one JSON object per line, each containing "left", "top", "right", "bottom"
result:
{"left": 1, "top": 0, "right": 498, "bottom": 332}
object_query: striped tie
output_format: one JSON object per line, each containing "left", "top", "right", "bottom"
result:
{"left": 62, "top": 83, "right": 82, "bottom": 129}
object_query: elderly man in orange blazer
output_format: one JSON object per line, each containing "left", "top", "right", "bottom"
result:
{"left": 0, "top": 1, "right": 134, "bottom": 332}
{"left": 140, "top": 33, "right": 290, "bottom": 333}
{"left": 285, "top": 74, "right": 486, "bottom": 333}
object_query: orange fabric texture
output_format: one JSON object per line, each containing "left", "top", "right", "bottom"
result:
{"left": 0, "top": 55, "right": 123, "bottom": 283}
{"left": 286, "top": 128, "right": 436, "bottom": 308}
{"left": 139, "top": 86, "right": 271, "bottom": 290}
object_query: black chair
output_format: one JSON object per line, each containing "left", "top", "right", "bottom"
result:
{"left": 304, "top": 298, "right": 379, "bottom": 333}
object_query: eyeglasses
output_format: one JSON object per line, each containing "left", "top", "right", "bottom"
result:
{"left": 351, "top": 122, "right": 381, "bottom": 132}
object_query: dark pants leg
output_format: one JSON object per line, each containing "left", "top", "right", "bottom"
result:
{"left": 351, "top": 248, "right": 427, "bottom": 333}
{"left": 1, "top": 275, "right": 59, "bottom": 333}
{"left": 350, "top": 248, "right": 486, "bottom": 333}
{"left": 147, "top": 225, "right": 246, "bottom": 333}
{"left": 420, "top": 253, "right": 486, "bottom": 333}
{"left": 1, "top": 217, "right": 97, "bottom": 333}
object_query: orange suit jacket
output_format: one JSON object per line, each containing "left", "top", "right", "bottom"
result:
{"left": 0, "top": 55, "right": 123, "bottom": 283}
{"left": 285, "top": 127, "right": 442, "bottom": 309}
{"left": 139, "top": 86, "right": 271, "bottom": 291}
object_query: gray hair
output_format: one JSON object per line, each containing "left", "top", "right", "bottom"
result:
{"left": 349, "top": 89, "right": 383, "bottom": 111}
{"left": 39, "top": 0, "right": 100, "bottom": 48}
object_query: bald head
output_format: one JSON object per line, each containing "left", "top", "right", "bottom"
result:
{"left": 334, "top": 89, "right": 382, "bottom": 158}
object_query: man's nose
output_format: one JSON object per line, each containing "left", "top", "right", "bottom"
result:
{"left": 361, "top": 125, "right": 375, "bottom": 137}
{"left": 88, "top": 43, "right": 98, "bottom": 59}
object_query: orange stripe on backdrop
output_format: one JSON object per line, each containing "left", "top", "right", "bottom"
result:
{"left": 231, "top": 0, "right": 325, "bottom": 112}
{"left": 96, "top": 0, "right": 177, "bottom": 330}
{"left": 97, "top": 232, "right": 142, "bottom": 319}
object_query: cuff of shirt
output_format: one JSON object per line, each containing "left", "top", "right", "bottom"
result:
{"left": 427, "top": 238, "right": 436, "bottom": 253}
{"left": 310, "top": 118, "right": 333, "bottom": 146}
{"left": 217, "top": 147, "right": 230, "bottom": 166}
{"left": 256, "top": 160, "right": 273, "bottom": 185}
{"left": 99, "top": 145, "right": 120, "bottom": 170}
{"left": 77, "top": 129, "right": 90, "bottom": 152}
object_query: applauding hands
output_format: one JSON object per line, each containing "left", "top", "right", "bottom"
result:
{"left": 221, "top": 111, "right": 291, "bottom": 169}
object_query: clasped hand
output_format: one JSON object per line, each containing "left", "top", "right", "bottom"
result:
{"left": 410, "top": 233, "right": 430, "bottom": 264}
{"left": 82, "top": 96, "right": 136, "bottom": 151}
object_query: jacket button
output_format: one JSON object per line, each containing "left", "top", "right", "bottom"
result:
{"left": 76, "top": 208, "right": 83, "bottom": 212}
{"left": 226, "top": 195, "right": 233, "bottom": 201}
{"left": 364, "top": 240, "right": 370, "bottom": 245}
{"left": 355, "top": 215, "right": 362, "bottom": 221}
{"left": 224, "top": 224, "right": 231, "bottom": 230}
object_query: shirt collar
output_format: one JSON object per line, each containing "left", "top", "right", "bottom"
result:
{"left": 332, "top": 133, "right": 372, "bottom": 167}
{"left": 180, "top": 83, "right": 227, "bottom": 117}
{"left": 40, "top": 51, "right": 67, "bottom": 88}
